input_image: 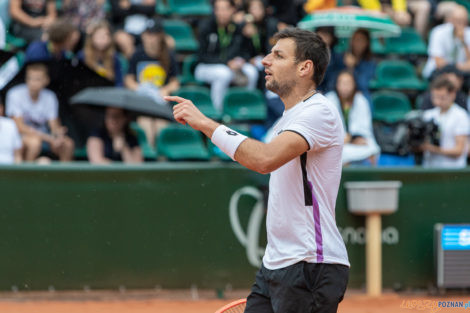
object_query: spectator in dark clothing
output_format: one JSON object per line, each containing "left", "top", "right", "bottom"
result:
{"left": 9, "top": 0, "right": 57, "bottom": 43}
{"left": 77, "top": 20, "right": 124, "bottom": 87}
{"left": 195, "top": 0, "right": 258, "bottom": 112}
{"left": 25, "top": 19, "right": 77, "bottom": 62}
{"left": 124, "top": 17, "right": 179, "bottom": 147}
{"left": 61, "top": 0, "right": 107, "bottom": 34}
{"left": 109, "top": 0, "right": 156, "bottom": 59}
{"left": 340, "top": 28, "right": 376, "bottom": 105}
{"left": 419, "top": 65, "right": 468, "bottom": 111}
{"left": 87, "top": 107, "right": 143, "bottom": 164}
{"left": 266, "top": 0, "right": 305, "bottom": 29}
{"left": 316, "top": 26, "right": 343, "bottom": 94}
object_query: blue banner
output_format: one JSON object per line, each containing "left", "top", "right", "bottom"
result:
{"left": 442, "top": 225, "right": 470, "bottom": 250}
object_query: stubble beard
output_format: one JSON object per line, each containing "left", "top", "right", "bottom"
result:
{"left": 266, "top": 78, "right": 295, "bottom": 99}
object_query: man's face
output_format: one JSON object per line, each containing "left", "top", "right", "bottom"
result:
{"left": 451, "top": 8, "right": 468, "bottom": 31}
{"left": 261, "top": 38, "right": 298, "bottom": 98}
{"left": 214, "top": 0, "right": 235, "bottom": 26}
{"left": 431, "top": 87, "right": 456, "bottom": 110}
{"left": 26, "top": 69, "right": 49, "bottom": 94}
{"left": 142, "top": 31, "right": 161, "bottom": 54}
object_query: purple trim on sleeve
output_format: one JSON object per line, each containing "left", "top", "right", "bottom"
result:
{"left": 308, "top": 181, "right": 324, "bottom": 262}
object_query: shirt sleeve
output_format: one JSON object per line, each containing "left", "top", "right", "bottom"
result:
{"left": 427, "top": 27, "right": 446, "bottom": 58}
{"left": 12, "top": 122, "right": 22, "bottom": 150}
{"left": 46, "top": 91, "right": 59, "bottom": 121}
{"left": 5, "top": 88, "right": 24, "bottom": 118}
{"left": 454, "top": 112, "right": 470, "bottom": 136}
{"left": 284, "top": 103, "right": 341, "bottom": 151}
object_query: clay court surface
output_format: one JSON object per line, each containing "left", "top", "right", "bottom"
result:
{"left": 0, "top": 289, "right": 467, "bottom": 313}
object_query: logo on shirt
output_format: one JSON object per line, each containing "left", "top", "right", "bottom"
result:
{"left": 137, "top": 62, "right": 167, "bottom": 87}
{"left": 226, "top": 130, "right": 238, "bottom": 136}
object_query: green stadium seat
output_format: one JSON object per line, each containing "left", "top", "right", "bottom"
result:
{"left": 130, "top": 122, "right": 157, "bottom": 160}
{"left": 166, "top": 0, "right": 212, "bottom": 16}
{"left": 223, "top": 88, "right": 267, "bottom": 122}
{"left": 179, "top": 54, "right": 203, "bottom": 85}
{"left": 156, "top": 124, "right": 210, "bottom": 161}
{"left": 372, "top": 90, "right": 412, "bottom": 123}
{"left": 74, "top": 146, "right": 88, "bottom": 160}
{"left": 156, "top": 0, "right": 171, "bottom": 15}
{"left": 369, "top": 60, "right": 427, "bottom": 91}
{"left": 374, "top": 28, "right": 427, "bottom": 55}
{"left": 172, "top": 85, "right": 221, "bottom": 120}
{"left": 163, "top": 19, "right": 199, "bottom": 53}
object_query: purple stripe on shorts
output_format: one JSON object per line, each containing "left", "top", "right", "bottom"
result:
{"left": 308, "top": 181, "right": 323, "bottom": 262}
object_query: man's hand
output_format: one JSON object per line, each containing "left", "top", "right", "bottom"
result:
{"left": 165, "top": 96, "right": 219, "bottom": 137}
{"left": 420, "top": 142, "right": 440, "bottom": 154}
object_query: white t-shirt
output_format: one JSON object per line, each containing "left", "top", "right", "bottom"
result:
{"left": 0, "top": 19, "right": 5, "bottom": 50}
{"left": 423, "top": 23, "right": 470, "bottom": 78}
{"left": 263, "top": 93, "right": 350, "bottom": 270}
{"left": 423, "top": 104, "right": 470, "bottom": 168}
{"left": 6, "top": 84, "right": 58, "bottom": 133}
{"left": 0, "top": 117, "right": 22, "bottom": 164}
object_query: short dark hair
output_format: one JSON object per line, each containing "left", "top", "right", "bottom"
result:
{"left": 213, "top": 0, "right": 236, "bottom": 7}
{"left": 431, "top": 75, "right": 457, "bottom": 93}
{"left": 47, "top": 19, "right": 76, "bottom": 44}
{"left": 273, "top": 27, "right": 330, "bottom": 87}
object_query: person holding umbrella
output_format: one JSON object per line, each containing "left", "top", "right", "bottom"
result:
{"left": 87, "top": 107, "right": 143, "bottom": 164}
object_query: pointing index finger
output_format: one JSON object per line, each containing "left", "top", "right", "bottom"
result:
{"left": 164, "top": 96, "right": 187, "bottom": 103}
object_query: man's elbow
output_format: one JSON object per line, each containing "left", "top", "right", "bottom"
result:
{"left": 254, "top": 155, "right": 278, "bottom": 175}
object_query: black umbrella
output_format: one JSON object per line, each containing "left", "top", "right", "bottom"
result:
{"left": 69, "top": 87, "right": 174, "bottom": 121}
{"left": 0, "top": 50, "right": 16, "bottom": 65}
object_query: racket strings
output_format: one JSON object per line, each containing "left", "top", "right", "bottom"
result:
{"left": 222, "top": 302, "right": 246, "bottom": 313}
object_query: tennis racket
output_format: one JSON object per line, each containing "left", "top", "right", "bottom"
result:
{"left": 214, "top": 298, "right": 247, "bottom": 313}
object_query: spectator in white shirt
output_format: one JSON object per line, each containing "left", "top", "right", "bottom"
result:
{"left": 6, "top": 63, "right": 75, "bottom": 162}
{"left": 0, "top": 99, "right": 22, "bottom": 164}
{"left": 423, "top": 5, "right": 470, "bottom": 78}
{"left": 421, "top": 75, "right": 470, "bottom": 168}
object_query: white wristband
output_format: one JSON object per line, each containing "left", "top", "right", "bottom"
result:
{"left": 211, "top": 125, "right": 248, "bottom": 161}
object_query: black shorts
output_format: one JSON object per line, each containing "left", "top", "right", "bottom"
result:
{"left": 244, "top": 262, "right": 349, "bottom": 313}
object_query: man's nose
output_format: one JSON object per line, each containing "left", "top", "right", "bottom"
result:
{"left": 261, "top": 54, "right": 271, "bottom": 67}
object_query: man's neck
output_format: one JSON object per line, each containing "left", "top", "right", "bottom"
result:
{"left": 281, "top": 85, "right": 317, "bottom": 110}
{"left": 29, "top": 90, "right": 40, "bottom": 102}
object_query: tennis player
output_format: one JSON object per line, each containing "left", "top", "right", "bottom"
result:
{"left": 165, "top": 27, "right": 349, "bottom": 313}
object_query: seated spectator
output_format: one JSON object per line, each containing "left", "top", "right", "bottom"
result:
{"left": 358, "top": 0, "right": 431, "bottom": 38}
{"left": 109, "top": 0, "right": 156, "bottom": 60}
{"left": 9, "top": 0, "right": 57, "bottom": 43}
{"left": 423, "top": 5, "right": 470, "bottom": 79}
{"left": 340, "top": 28, "right": 376, "bottom": 104}
{"left": 5, "top": 63, "right": 75, "bottom": 162}
{"left": 232, "top": 0, "right": 247, "bottom": 24}
{"left": 242, "top": 0, "right": 278, "bottom": 77}
{"left": 316, "top": 26, "right": 343, "bottom": 94}
{"left": 0, "top": 99, "right": 22, "bottom": 164}
{"left": 77, "top": 20, "right": 124, "bottom": 86}
{"left": 87, "top": 107, "right": 143, "bottom": 164}
{"left": 195, "top": 0, "right": 259, "bottom": 112}
{"left": 326, "top": 70, "right": 380, "bottom": 165}
{"left": 421, "top": 76, "right": 470, "bottom": 168}
{"left": 266, "top": 0, "right": 305, "bottom": 29}
{"left": 125, "top": 17, "right": 179, "bottom": 145}
{"left": 25, "top": 19, "right": 77, "bottom": 63}
{"left": 419, "top": 65, "right": 468, "bottom": 111}
{"left": 61, "top": 0, "right": 106, "bottom": 34}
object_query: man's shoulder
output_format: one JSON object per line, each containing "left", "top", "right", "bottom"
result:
{"left": 430, "top": 23, "right": 452, "bottom": 38}
{"left": 450, "top": 104, "right": 470, "bottom": 118}
{"left": 7, "top": 84, "right": 28, "bottom": 96}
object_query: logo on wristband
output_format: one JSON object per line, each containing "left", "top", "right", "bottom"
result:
{"left": 226, "top": 130, "right": 238, "bottom": 136}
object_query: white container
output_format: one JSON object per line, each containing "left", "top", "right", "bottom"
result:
{"left": 344, "top": 181, "right": 402, "bottom": 215}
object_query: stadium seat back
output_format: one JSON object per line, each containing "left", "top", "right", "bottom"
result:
{"left": 173, "top": 86, "right": 221, "bottom": 120}
{"left": 167, "top": 0, "right": 212, "bottom": 16}
{"left": 157, "top": 124, "right": 210, "bottom": 160}
{"left": 163, "top": 19, "right": 199, "bottom": 52}
{"left": 372, "top": 90, "right": 411, "bottom": 123}
{"left": 223, "top": 87, "right": 267, "bottom": 122}
{"left": 383, "top": 28, "right": 427, "bottom": 55}
{"left": 370, "top": 60, "right": 427, "bottom": 90}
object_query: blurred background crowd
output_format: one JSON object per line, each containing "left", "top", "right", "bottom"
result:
{"left": 1, "top": 0, "right": 470, "bottom": 168}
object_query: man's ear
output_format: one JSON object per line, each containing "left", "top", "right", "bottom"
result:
{"left": 298, "top": 60, "right": 314, "bottom": 79}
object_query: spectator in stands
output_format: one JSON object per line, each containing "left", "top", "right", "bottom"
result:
{"left": 87, "top": 107, "right": 143, "bottom": 164}
{"left": 242, "top": 0, "right": 278, "bottom": 83}
{"left": 326, "top": 70, "right": 380, "bottom": 165}
{"left": 421, "top": 76, "right": 470, "bottom": 168}
{"left": 9, "top": 0, "right": 57, "bottom": 43}
{"left": 0, "top": 99, "right": 22, "bottom": 164}
{"left": 25, "top": 19, "right": 77, "bottom": 62}
{"left": 341, "top": 28, "right": 376, "bottom": 104}
{"left": 422, "top": 5, "right": 470, "bottom": 79}
{"left": 195, "top": 0, "right": 258, "bottom": 112}
{"left": 77, "top": 20, "right": 124, "bottom": 86}
{"left": 316, "top": 26, "right": 343, "bottom": 94}
{"left": 125, "top": 17, "right": 179, "bottom": 145}
{"left": 358, "top": 0, "right": 431, "bottom": 38}
{"left": 266, "top": 0, "right": 305, "bottom": 29}
{"left": 61, "top": 0, "right": 107, "bottom": 34}
{"left": 232, "top": 0, "right": 247, "bottom": 24}
{"left": 109, "top": 0, "right": 156, "bottom": 60}
{"left": 5, "top": 63, "right": 75, "bottom": 162}
{"left": 419, "top": 65, "right": 468, "bottom": 111}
